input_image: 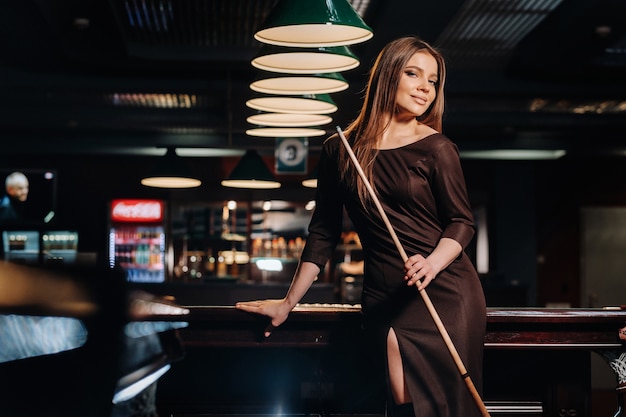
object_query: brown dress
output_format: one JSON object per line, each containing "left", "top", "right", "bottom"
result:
{"left": 301, "top": 133, "right": 486, "bottom": 417}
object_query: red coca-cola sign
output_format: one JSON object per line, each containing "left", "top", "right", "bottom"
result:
{"left": 110, "top": 199, "right": 163, "bottom": 223}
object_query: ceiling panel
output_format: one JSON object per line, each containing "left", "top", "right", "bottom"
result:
{"left": 0, "top": 0, "right": 624, "bottom": 156}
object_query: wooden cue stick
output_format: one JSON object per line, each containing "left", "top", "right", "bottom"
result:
{"left": 335, "top": 126, "right": 490, "bottom": 417}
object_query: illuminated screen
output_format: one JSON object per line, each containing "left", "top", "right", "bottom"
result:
{"left": 0, "top": 169, "right": 57, "bottom": 227}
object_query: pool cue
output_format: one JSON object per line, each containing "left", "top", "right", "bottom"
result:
{"left": 335, "top": 126, "right": 490, "bottom": 417}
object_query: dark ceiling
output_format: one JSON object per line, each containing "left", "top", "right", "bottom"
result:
{"left": 1, "top": 0, "right": 625, "bottom": 157}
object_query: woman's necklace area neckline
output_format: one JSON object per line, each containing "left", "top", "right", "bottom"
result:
{"left": 375, "top": 131, "right": 438, "bottom": 151}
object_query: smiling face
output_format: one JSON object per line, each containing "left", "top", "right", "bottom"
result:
{"left": 394, "top": 51, "right": 439, "bottom": 119}
{"left": 10, "top": 182, "right": 29, "bottom": 202}
{"left": 6, "top": 173, "right": 29, "bottom": 202}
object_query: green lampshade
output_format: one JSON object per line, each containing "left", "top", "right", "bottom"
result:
{"left": 250, "top": 72, "right": 349, "bottom": 95}
{"left": 141, "top": 148, "right": 201, "bottom": 188}
{"left": 246, "top": 93, "right": 337, "bottom": 114}
{"left": 255, "top": 0, "right": 373, "bottom": 47}
{"left": 251, "top": 45, "right": 359, "bottom": 74}
{"left": 247, "top": 112, "right": 332, "bottom": 127}
{"left": 221, "top": 149, "right": 281, "bottom": 189}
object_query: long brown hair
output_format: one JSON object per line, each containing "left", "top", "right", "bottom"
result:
{"left": 338, "top": 36, "right": 447, "bottom": 205}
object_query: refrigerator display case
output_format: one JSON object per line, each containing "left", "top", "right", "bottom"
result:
{"left": 2, "top": 230, "right": 40, "bottom": 264}
{"left": 42, "top": 230, "right": 78, "bottom": 265}
{"left": 108, "top": 199, "right": 166, "bottom": 283}
{"left": 1, "top": 230, "right": 79, "bottom": 265}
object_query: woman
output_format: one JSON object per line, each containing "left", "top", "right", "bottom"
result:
{"left": 236, "top": 36, "right": 486, "bottom": 417}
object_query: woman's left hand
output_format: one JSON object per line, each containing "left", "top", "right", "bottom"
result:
{"left": 404, "top": 254, "right": 438, "bottom": 291}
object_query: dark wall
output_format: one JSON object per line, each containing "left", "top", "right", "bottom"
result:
{"left": 534, "top": 152, "right": 626, "bottom": 307}
{"left": 463, "top": 152, "right": 626, "bottom": 307}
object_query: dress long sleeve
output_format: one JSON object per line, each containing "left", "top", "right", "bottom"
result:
{"left": 430, "top": 139, "right": 475, "bottom": 249}
{"left": 300, "top": 138, "right": 345, "bottom": 270}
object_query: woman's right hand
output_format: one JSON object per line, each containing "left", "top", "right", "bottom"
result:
{"left": 235, "top": 261, "right": 321, "bottom": 337}
{"left": 235, "top": 298, "right": 292, "bottom": 337}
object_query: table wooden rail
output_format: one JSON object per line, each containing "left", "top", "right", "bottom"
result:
{"left": 144, "top": 305, "right": 626, "bottom": 349}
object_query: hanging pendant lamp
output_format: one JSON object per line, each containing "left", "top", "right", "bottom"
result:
{"left": 246, "top": 93, "right": 337, "bottom": 115}
{"left": 246, "top": 126, "right": 327, "bottom": 138}
{"left": 221, "top": 149, "right": 281, "bottom": 189}
{"left": 141, "top": 148, "right": 202, "bottom": 188}
{"left": 247, "top": 112, "right": 332, "bottom": 128}
{"left": 250, "top": 72, "right": 349, "bottom": 95}
{"left": 254, "top": 0, "right": 373, "bottom": 48}
{"left": 251, "top": 45, "right": 359, "bottom": 74}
